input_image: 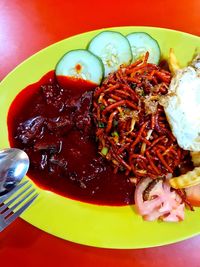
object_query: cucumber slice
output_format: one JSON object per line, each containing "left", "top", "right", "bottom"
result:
{"left": 88, "top": 31, "right": 132, "bottom": 76}
{"left": 126, "top": 32, "right": 161, "bottom": 64}
{"left": 55, "top": 49, "right": 104, "bottom": 85}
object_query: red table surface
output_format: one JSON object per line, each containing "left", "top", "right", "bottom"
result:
{"left": 1, "top": 0, "right": 200, "bottom": 266}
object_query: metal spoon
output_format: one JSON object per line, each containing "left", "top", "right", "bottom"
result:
{"left": 0, "top": 148, "right": 30, "bottom": 195}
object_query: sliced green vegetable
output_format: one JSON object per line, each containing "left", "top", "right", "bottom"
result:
{"left": 101, "top": 147, "right": 108, "bottom": 156}
{"left": 55, "top": 49, "right": 104, "bottom": 85}
{"left": 111, "top": 131, "right": 119, "bottom": 137}
{"left": 98, "top": 122, "right": 105, "bottom": 128}
{"left": 88, "top": 31, "right": 132, "bottom": 76}
{"left": 100, "top": 105, "right": 105, "bottom": 110}
{"left": 113, "top": 119, "right": 118, "bottom": 127}
{"left": 126, "top": 32, "right": 161, "bottom": 64}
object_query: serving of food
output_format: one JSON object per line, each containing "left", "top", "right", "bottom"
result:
{"left": 1, "top": 27, "right": 200, "bottom": 248}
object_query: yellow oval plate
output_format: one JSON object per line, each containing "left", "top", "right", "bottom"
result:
{"left": 1, "top": 27, "right": 200, "bottom": 249}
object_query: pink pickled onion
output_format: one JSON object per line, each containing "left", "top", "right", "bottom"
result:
{"left": 134, "top": 178, "right": 185, "bottom": 222}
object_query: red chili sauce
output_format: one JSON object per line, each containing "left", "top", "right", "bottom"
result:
{"left": 8, "top": 71, "right": 134, "bottom": 205}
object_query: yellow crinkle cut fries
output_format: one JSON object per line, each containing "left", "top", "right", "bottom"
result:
{"left": 169, "top": 167, "right": 200, "bottom": 189}
{"left": 168, "top": 48, "right": 180, "bottom": 74}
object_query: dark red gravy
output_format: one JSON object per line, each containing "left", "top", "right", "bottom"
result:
{"left": 8, "top": 71, "right": 134, "bottom": 205}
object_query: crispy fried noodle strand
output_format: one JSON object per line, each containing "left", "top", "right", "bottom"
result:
{"left": 93, "top": 53, "right": 187, "bottom": 181}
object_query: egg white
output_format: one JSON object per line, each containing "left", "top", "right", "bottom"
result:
{"left": 165, "top": 66, "right": 200, "bottom": 151}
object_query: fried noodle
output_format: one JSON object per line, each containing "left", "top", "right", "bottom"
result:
{"left": 93, "top": 52, "right": 189, "bottom": 182}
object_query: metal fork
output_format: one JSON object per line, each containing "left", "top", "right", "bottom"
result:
{"left": 0, "top": 180, "right": 38, "bottom": 232}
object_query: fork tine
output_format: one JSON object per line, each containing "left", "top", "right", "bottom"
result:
{"left": 5, "top": 193, "right": 39, "bottom": 227}
{"left": 2, "top": 188, "right": 35, "bottom": 218}
{"left": 0, "top": 184, "right": 32, "bottom": 213}
{"left": 0, "top": 180, "right": 29, "bottom": 203}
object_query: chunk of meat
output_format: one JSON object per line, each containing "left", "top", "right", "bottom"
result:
{"left": 34, "top": 137, "right": 62, "bottom": 153}
{"left": 49, "top": 154, "right": 68, "bottom": 168}
{"left": 16, "top": 116, "right": 45, "bottom": 144}
{"left": 48, "top": 154, "right": 68, "bottom": 174}
{"left": 46, "top": 116, "right": 73, "bottom": 135}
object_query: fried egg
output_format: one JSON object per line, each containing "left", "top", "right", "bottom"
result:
{"left": 164, "top": 55, "right": 200, "bottom": 151}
